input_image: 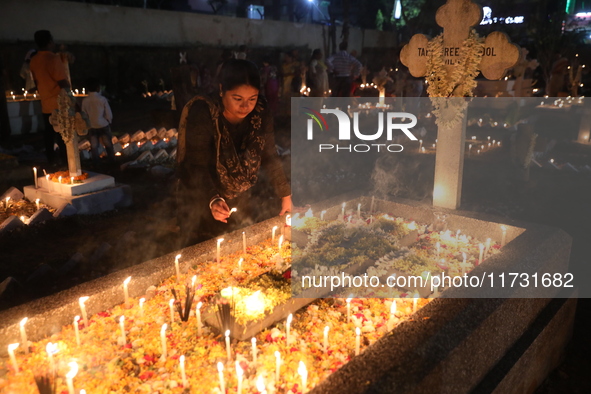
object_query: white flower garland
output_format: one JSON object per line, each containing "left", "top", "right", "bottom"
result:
{"left": 425, "top": 29, "right": 484, "bottom": 128}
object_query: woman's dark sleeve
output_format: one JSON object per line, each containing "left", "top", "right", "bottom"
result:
{"left": 260, "top": 111, "right": 291, "bottom": 198}
{"left": 179, "top": 100, "right": 220, "bottom": 202}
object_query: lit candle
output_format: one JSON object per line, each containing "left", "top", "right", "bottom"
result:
{"left": 82, "top": 88, "right": 85, "bottom": 95}
{"left": 33, "top": 167, "right": 38, "bottom": 189}
{"left": 323, "top": 325, "right": 330, "bottom": 353}
{"left": 66, "top": 361, "right": 78, "bottom": 394}
{"left": 35, "top": 199, "right": 40, "bottom": 210}
{"left": 478, "top": 243, "right": 484, "bottom": 265}
{"left": 139, "top": 298, "right": 145, "bottom": 317}
{"left": 419, "top": 139, "right": 423, "bottom": 151}
{"left": 387, "top": 300, "right": 397, "bottom": 330}
{"left": 58, "top": 176, "right": 62, "bottom": 184}
{"left": 413, "top": 293, "right": 419, "bottom": 313}
{"left": 251, "top": 337, "right": 257, "bottom": 363}
{"left": 256, "top": 375, "right": 267, "bottom": 394}
{"left": 5, "top": 196, "right": 10, "bottom": 209}
{"left": 225, "top": 330, "right": 232, "bottom": 361}
{"left": 74, "top": 316, "right": 81, "bottom": 346}
{"left": 357, "top": 203, "right": 361, "bottom": 218}
{"left": 191, "top": 275, "right": 197, "bottom": 289}
{"left": 501, "top": 225, "right": 507, "bottom": 246}
{"left": 70, "top": 176, "right": 74, "bottom": 185}
{"left": 485, "top": 238, "right": 491, "bottom": 257}
{"left": 462, "top": 252, "right": 467, "bottom": 275}
{"left": 119, "top": 315, "right": 126, "bottom": 345}
{"left": 75, "top": 89, "right": 79, "bottom": 95}
{"left": 370, "top": 196, "right": 375, "bottom": 212}
{"left": 286, "top": 313, "right": 293, "bottom": 344}
{"left": 217, "top": 362, "right": 225, "bottom": 393}
{"left": 19, "top": 318, "right": 28, "bottom": 354}
{"left": 160, "top": 323, "right": 168, "bottom": 359}
{"left": 45, "top": 175, "right": 51, "bottom": 193}
{"left": 123, "top": 276, "right": 131, "bottom": 305}
{"left": 216, "top": 238, "right": 224, "bottom": 263}
{"left": 242, "top": 231, "right": 246, "bottom": 253}
{"left": 272, "top": 226, "right": 278, "bottom": 242}
{"left": 298, "top": 361, "right": 308, "bottom": 393}
{"left": 196, "top": 302, "right": 203, "bottom": 336}
{"left": 46, "top": 342, "right": 57, "bottom": 373}
{"left": 236, "top": 360, "right": 244, "bottom": 394}
{"left": 275, "top": 350, "right": 281, "bottom": 382}
{"left": 341, "top": 202, "right": 346, "bottom": 218}
{"left": 7, "top": 343, "right": 19, "bottom": 373}
{"left": 278, "top": 234, "right": 284, "bottom": 249}
{"left": 169, "top": 299, "right": 175, "bottom": 323}
{"left": 229, "top": 207, "right": 237, "bottom": 216}
{"left": 321, "top": 210, "right": 326, "bottom": 220}
{"left": 346, "top": 297, "right": 352, "bottom": 322}
{"left": 238, "top": 258, "right": 243, "bottom": 270}
{"left": 79, "top": 296, "right": 89, "bottom": 328}
{"left": 180, "top": 355, "right": 188, "bottom": 387}
{"left": 174, "top": 254, "right": 181, "bottom": 283}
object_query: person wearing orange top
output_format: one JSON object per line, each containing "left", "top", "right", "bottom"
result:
{"left": 29, "top": 30, "right": 69, "bottom": 166}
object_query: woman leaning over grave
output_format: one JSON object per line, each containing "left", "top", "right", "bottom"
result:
{"left": 176, "top": 59, "right": 291, "bottom": 247}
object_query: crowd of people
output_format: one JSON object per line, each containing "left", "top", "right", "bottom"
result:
{"left": 15, "top": 30, "right": 424, "bottom": 246}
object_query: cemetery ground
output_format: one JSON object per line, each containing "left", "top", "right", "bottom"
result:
{"left": 1, "top": 97, "right": 591, "bottom": 391}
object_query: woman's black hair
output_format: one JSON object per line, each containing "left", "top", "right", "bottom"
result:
{"left": 219, "top": 59, "right": 261, "bottom": 92}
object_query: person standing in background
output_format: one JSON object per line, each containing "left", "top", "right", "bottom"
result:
{"left": 29, "top": 30, "right": 69, "bottom": 166}
{"left": 308, "top": 49, "right": 329, "bottom": 97}
{"left": 19, "top": 49, "right": 37, "bottom": 92}
{"left": 326, "top": 42, "right": 362, "bottom": 97}
{"left": 82, "top": 77, "right": 115, "bottom": 166}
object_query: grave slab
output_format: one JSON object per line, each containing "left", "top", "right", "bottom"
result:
{"left": 23, "top": 183, "right": 132, "bottom": 215}
{"left": 0, "top": 193, "right": 573, "bottom": 393}
{"left": 36, "top": 171, "right": 115, "bottom": 197}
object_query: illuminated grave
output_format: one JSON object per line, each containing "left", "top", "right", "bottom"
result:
{"left": 0, "top": 194, "right": 573, "bottom": 393}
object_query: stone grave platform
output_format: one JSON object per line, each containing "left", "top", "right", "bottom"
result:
{"left": 23, "top": 171, "right": 132, "bottom": 215}
{"left": 0, "top": 192, "right": 573, "bottom": 393}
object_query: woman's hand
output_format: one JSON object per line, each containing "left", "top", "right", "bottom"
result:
{"left": 211, "top": 199, "right": 230, "bottom": 223}
{"left": 279, "top": 195, "right": 292, "bottom": 216}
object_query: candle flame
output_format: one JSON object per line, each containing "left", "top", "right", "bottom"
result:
{"left": 175, "top": 254, "right": 181, "bottom": 261}
{"left": 66, "top": 361, "right": 78, "bottom": 379}
{"left": 169, "top": 299, "right": 175, "bottom": 307}
{"left": 256, "top": 375, "right": 266, "bottom": 392}
{"left": 305, "top": 208, "right": 313, "bottom": 217}
{"left": 20, "top": 317, "right": 27, "bottom": 327}
{"left": 8, "top": 343, "right": 19, "bottom": 352}
{"left": 275, "top": 350, "right": 280, "bottom": 359}
{"left": 286, "top": 214, "right": 291, "bottom": 226}
{"left": 407, "top": 221, "right": 417, "bottom": 230}
{"left": 298, "top": 360, "right": 307, "bottom": 376}
{"left": 287, "top": 313, "right": 293, "bottom": 324}
{"left": 229, "top": 207, "right": 237, "bottom": 214}
{"left": 356, "top": 327, "right": 361, "bottom": 335}
{"left": 74, "top": 315, "right": 80, "bottom": 322}
{"left": 123, "top": 276, "right": 131, "bottom": 286}
{"left": 501, "top": 225, "right": 507, "bottom": 232}
{"left": 390, "top": 300, "right": 397, "bottom": 314}
{"left": 479, "top": 243, "right": 484, "bottom": 250}
{"left": 79, "top": 296, "right": 89, "bottom": 305}
{"left": 324, "top": 325, "right": 330, "bottom": 334}
{"left": 46, "top": 342, "right": 58, "bottom": 355}
{"left": 217, "top": 361, "right": 224, "bottom": 372}
{"left": 197, "top": 301, "right": 202, "bottom": 310}
{"left": 225, "top": 329, "right": 230, "bottom": 338}
{"left": 217, "top": 238, "right": 224, "bottom": 244}
{"left": 161, "top": 323, "right": 167, "bottom": 334}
